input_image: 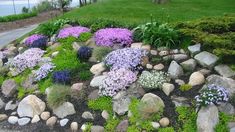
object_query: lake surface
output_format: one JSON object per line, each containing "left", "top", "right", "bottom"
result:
{"left": 0, "top": 0, "right": 79, "bottom": 16}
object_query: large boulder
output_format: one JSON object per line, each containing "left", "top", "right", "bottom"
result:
{"left": 206, "top": 75, "right": 235, "bottom": 96}
{"left": 168, "top": 61, "right": 184, "bottom": 79}
{"left": 113, "top": 91, "right": 131, "bottom": 115}
{"left": 214, "top": 65, "right": 235, "bottom": 78}
{"left": 1, "top": 79, "right": 17, "bottom": 97}
{"left": 17, "top": 95, "right": 45, "bottom": 118}
{"left": 139, "top": 93, "right": 165, "bottom": 119}
{"left": 197, "top": 105, "right": 219, "bottom": 132}
{"left": 194, "top": 51, "right": 219, "bottom": 69}
{"left": 90, "top": 75, "right": 107, "bottom": 87}
{"left": 53, "top": 102, "right": 76, "bottom": 118}
{"left": 180, "top": 59, "right": 197, "bottom": 72}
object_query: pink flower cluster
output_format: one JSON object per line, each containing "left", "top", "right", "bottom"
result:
{"left": 57, "top": 26, "right": 90, "bottom": 38}
{"left": 94, "top": 28, "right": 133, "bottom": 47}
{"left": 25, "top": 34, "right": 46, "bottom": 46}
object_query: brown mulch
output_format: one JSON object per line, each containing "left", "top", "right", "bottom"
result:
{"left": 0, "top": 10, "right": 62, "bottom": 33}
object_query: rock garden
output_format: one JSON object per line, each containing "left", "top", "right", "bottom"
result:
{"left": 0, "top": 17, "right": 235, "bottom": 132}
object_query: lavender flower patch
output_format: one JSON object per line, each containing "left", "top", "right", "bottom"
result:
{"left": 25, "top": 34, "right": 47, "bottom": 46}
{"left": 94, "top": 28, "right": 133, "bottom": 47}
{"left": 33, "top": 62, "right": 55, "bottom": 82}
{"left": 57, "top": 26, "right": 90, "bottom": 39}
{"left": 52, "top": 70, "right": 71, "bottom": 84}
{"left": 104, "top": 48, "right": 147, "bottom": 70}
{"left": 7, "top": 48, "right": 45, "bottom": 75}
{"left": 99, "top": 68, "right": 137, "bottom": 97}
{"left": 195, "top": 84, "right": 229, "bottom": 107}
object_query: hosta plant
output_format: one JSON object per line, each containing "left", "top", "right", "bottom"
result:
{"left": 104, "top": 48, "right": 147, "bottom": 71}
{"left": 77, "top": 46, "right": 93, "bottom": 61}
{"left": 138, "top": 70, "right": 170, "bottom": 89}
{"left": 195, "top": 84, "right": 229, "bottom": 107}
{"left": 99, "top": 68, "right": 137, "bottom": 97}
{"left": 57, "top": 26, "right": 90, "bottom": 39}
{"left": 94, "top": 28, "right": 133, "bottom": 47}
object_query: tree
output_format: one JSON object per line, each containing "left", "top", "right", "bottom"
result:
{"left": 12, "top": 0, "right": 16, "bottom": 14}
{"left": 57, "top": 0, "right": 72, "bottom": 11}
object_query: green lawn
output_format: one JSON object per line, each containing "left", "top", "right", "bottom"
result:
{"left": 62, "top": 0, "right": 235, "bottom": 24}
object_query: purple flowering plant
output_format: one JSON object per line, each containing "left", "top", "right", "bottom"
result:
{"left": 195, "top": 84, "right": 229, "bottom": 107}
{"left": 33, "top": 62, "right": 55, "bottom": 82}
{"left": 99, "top": 68, "right": 137, "bottom": 97}
{"left": 94, "top": 28, "right": 133, "bottom": 47}
{"left": 25, "top": 34, "right": 47, "bottom": 46}
{"left": 57, "top": 26, "right": 90, "bottom": 39}
{"left": 104, "top": 48, "right": 147, "bottom": 71}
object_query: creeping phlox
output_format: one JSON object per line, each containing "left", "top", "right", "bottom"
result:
{"left": 94, "top": 28, "right": 133, "bottom": 47}
{"left": 25, "top": 34, "right": 47, "bottom": 47}
{"left": 195, "top": 84, "right": 229, "bottom": 107}
{"left": 57, "top": 26, "right": 90, "bottom": 39}
{"left": 33, "top": 62, "right": 55, "bottom": 82}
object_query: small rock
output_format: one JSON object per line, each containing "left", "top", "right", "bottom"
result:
{"left": 71, "top": 83, "right": 83, "bottom": 93}
{"left": 82, "top": 111, "right": 94, "bottom": 120}
{"left": 0, "top": 114, "right": 8, "bottom": 121}
{"left": 53, "top": 102, "right": 76, "bottom": 118}
{"left": 150, "top": 50, "right": 158, "bottom": 55}
{"left": 127, "top": 82, "right": 145, "bottom": 98}
{"left": 81, "top": 124, "right": 87, "bottom": 131}
{"left": 141, "top": 56, "right": 149, "bottom": 67}
{"left": 171, "top": 49, "right": 179, "bottom": 54}
{"left": 90, "top": 62, "right": 106, "bottom": 75}
{"left": 180, "top": 59, "right": 197, "bottom": 72}
{"left": 128, "top": 111, "right": 132, "bottom": 117}
{"left": 151, "top": 122, "right": 160, "bottom": 129}
{"left": 102, "top": 110, "right": 109, "bottom": 120}
{"left": 51, "top": 51, "right": 59, "bottom": 58}
{"left": 179, "top": 49, "right": 186, "bottom": 54}
{"left": 90, "top": 75, "right": 107, "bottom": 87}
{"left": 173, "top": 54, "right": 188, "bottom": 61}
{"left": 188, "top": 72, "right": 205, "bottom": 86}
{"left": 31, "top": 115, "right": 40, "bottom": 123}
{"left": 175, "top": 79, "right": 185, "bottom": 86}
{"left": 71, "top": 122, "right": 78, "bottom": 132}
{"left": 146, "top": 64, "right": 153, "bottom": 69}
{"left": 113, "top": 91, "right": 131, "bottom": 115}
{"left": 1, "top": 79, "right": 17, "bottom": 97}
{"left": 188, "top": 43, "right": 201, "bottom": 55}
{"left": 194, "top": 51, "right": 219, "bottom": 69}
{"left": 5, "top": 100, "right": 18, "bottom": 110}
{"left": 218, "top": 103, "right": 235, "bottom": 115}
{"left": 162, "top": 83, "right": 175, "bottom": 96}
{"left": 153, "top": 63, "right": 164, "bottom": 70}
{"left": 46, "top": 116, "right": 57, "bottom": 127}
{"left": 141, "top": 45, "right": 151, "bottom": 51}
{"left": 18, "top": 117, "right": 30, "bottom": 126}
{"left": 159, "top": 117, "right": 170, "bottom": 127}
{"left": 171, "top": 96, "right": 190, "bottom": 107}
{"left": 18, "top": 47, "right": 24, "bottom": 53}
{"left": 131, "top": 43, "right": 142, "bottom": 48}
{"left": 88, "top": 89, "right": 99, "bottom": 100}
{"left": 116, "top": 120, "right": 128, "bottom": 132}
{"left": 8, "top": 116, "right": 18, "bottom": 124}
{"left": 159, "top": 51, "right": 169, "bottom": 56}
{"left": 91, "top": 125, "right": 104, "bottom": 132}
{"left": 0, "top": 98, "right": 5, "bottom": 109}
{"left": 168, "top": 61, "right": 184, "bottom": 79}
{"left": 198, "top": 69, "right": 211, "bottom": 76}
{"left": 214, "top": 65, "right": 235, "bottom": 78}
{"left": 40, "top": 111, "right": 50, "bottom": 121}
{"left": 60, "top": 118, "right": 69, "bottom": 127}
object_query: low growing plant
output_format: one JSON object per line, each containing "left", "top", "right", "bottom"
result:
{"left": 77, "top": 46, "right": 93, "bottom": 61}
{"left": 215, "top": 112, "right": 230, "bottom": 132}
{"left": 88, "top": 96, "right": 113, "bottom": 113}
{"left": 92, "top": 47, "right": 112, "bottom": 62}
{"left": 52, "top": 70, "right": 71, "bottom": 85}
{"left": 57, "top": 26, "right": 90, "bottom": 39}
{"left": 77, "top": 32, "right": 93, "bottom": 42}
{"left": 180, "top": 84, "right": 192, "bottom": 91}
{"left": 78, "top": 70, "right": 92, "bottom": 81}
{"left": 158, "top": 127, "right": 175, "bottom": 132}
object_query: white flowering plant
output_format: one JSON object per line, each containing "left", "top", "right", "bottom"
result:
{"left": 195, "top": 84, "right": 229, "bottom": 107}
{"left": 138, "top": 70, "right": 170, "bottom": 89}
{"left": 33, "top": 62, "right": 55, "bottom": 82}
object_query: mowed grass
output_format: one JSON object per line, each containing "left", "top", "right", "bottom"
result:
{"left": 62, "top": 0, "right": 235, "bottom": 24}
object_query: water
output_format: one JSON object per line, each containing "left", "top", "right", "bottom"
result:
{"left": 0, "top": 0, "right": 80, "bottom": 16}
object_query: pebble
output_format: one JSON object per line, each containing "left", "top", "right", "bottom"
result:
{"left": 60, "top": 118, "right": 69, "bottom": 127}
{"left": 31, "top": 115, "right": 40, "bottom": 123}
{"left": 188, "top": 72, "right": 205, "bottom": 86}
{"left": 151, "top": 122, "right": 160, "bottom": 129}
{"left": 175, "top": 79, "right": 185, "bottom": 86}
{"left": 5, "top": 100, "right": 18, "bottom": 110}
{"left": 153, "top": 63, "right": 164, "bottom": 70}
{"left": 141, "top": 45, "right": 151, "bottom": 51}
{"left": 0, "top": 114, "right": 8, "bottom": 121}
{"left": 71, "top": 122, "right": 78, "bottom": 132}
{"left": 159, "top": 117, "right": 170, "bottom": 127}
{"left": 146, "top": 64, "right": 153, "bottom": 69}
{"left": 8, "top": 116, "right": 18, "bottom": 124}
{"left": 162, "top": 83, "right": 175, "bottom": 96}
{"left": 18, "top": 117, "right": 30, "bottom": 126}
{"left": 46, "top": 116, "right": 57, "bottom": 127}
{"left": 82, "top": 111, "right": 94, "bottom": 120}
{"left": 101, "top": 110, "right": 109, "bottom": 120}
{"left": 150, "top": 50, "right": 158, "bottom": 55}
{"left": 159, "top": 51, "right": 169, "bottom": 56}
{"left": 91, "top": 125, "right": 105, "bottom": 132}
{"left": 40, "top": 111, "right": 50, "bottom": 121}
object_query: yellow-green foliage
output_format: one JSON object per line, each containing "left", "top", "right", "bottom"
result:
{"left": 180, "top": 84, "right": 192, "bottom": 91}
{"left": 158, "top": 127, "right": 175, "bottom": 132}
{"left": 215, "top": 113, "right": 231, "bottom": 132}
{"left": 88, "top": 96, "right": 113, "bottom": 113}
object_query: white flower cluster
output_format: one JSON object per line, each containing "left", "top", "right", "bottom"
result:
{"left": 33, "top": 62, "right": 55, "bottom": 82}
{"left": 138, "top": 70, "right": 170, "bottom": 89}
{"left": 7, "top": 48, "right": 45, "bottom": 75}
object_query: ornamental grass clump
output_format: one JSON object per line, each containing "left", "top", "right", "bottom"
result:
{"left": 25, "top": 34, "right": 47, "bottom": 48}
{"left": 7, "top": 48, "right": 45, "bottom": 75}
{"left": 33, "top": 62, "right": 55, "bottom": 82}
{"left": 195, "top": 84, "right": 229, "bottom": 107}
{"left": 138, "top": 70, "right": 170, "bottom": 89}
{"left": 104, "top": 48, "right": 147, "bottom": 71}
{"left": 94, "top": 28, "right": 133, "bottom": 47}
{"left": 99, "top": 68, "right": 137, "bottom": 97}
{"left": 57, "top": 26, "right": 90, "bottom": 39}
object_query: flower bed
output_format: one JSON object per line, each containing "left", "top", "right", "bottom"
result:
{"left": 94, "top": 28, "right": 133, "bottom": 47}
{"left": 25, "top": 34, "right": 47, "bottom": 47}
{"left": 57, "top": 26, "right": 90, "bottom": 39}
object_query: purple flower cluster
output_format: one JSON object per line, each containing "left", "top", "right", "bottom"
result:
{"left": 57, "top": 26, "right": 90, "bottom": 38}
{"left": 104, "top": 48, "right": 147, "bottom": 70}
{"left": 195, "top": 84, "right": 229, "bottom": 107}
{"left": 52, "top": 70, "right": 71, "bottom": 84}
{"left": 33, "top": 62, "right": 55, "bottom": 82}
{"left": 25, "top": 34, "right": 47, "bottom": 46}
{"left": 8, "top": 48, "right": 45, "bottom": 75}
{"left": 94, "top": 28, "right": 133, "bottom": 47}
{"left": 99, "top": 68, "right": 137, "bottom": 97}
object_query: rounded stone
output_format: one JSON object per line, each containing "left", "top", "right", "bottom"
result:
{"left": 18, "top": 117, "right": 30, "bottom": 126}
{"left": 153, "top": 63, "right": 164, "bottom": 70}
{"left": 151, "top": 122, "right": 160, "bottom": 129}
{"left": 188, "top": 72, "right": 205, "bottom": 86}
{"left": 82, "top": 111, "right": 94, "bottom": 120}
{"left": 40, "top": 111, "right": 50, "bottom": 121}
{"left": 8, "top": 116, "right": 18, "bottom": 124}
{"left": 31, "top": 115, "right": 40, "bottom": 123}
{"left": 71, "top": 122, "right": 78, "bottom": 132}
{"left": 146, "top": 64, "right": 153, "bottom": 69}
{"left": 102, "top": 110, "right": 109, "bottom": 120}
{"left": 159, "top": 117, "right": 170, "bottom": 127}
{"left": 60, "top": 118, "right": 69, "bottom": 127}
{"left": 46, "top": 116, "right": 57, "bottom": 127}
{"left": 0, "top": 114, "right": 8, "bottom": 121}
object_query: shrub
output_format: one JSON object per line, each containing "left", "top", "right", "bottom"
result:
{"left": 33, "top": 62, "right": 55, "bottom": 82}
{"left": 134, "top": 22, "right": 179, "bottom": 49}
{"left": 79, "top": 70, "right": 92, "bottom": 81}
{"left": 92, "top": 47, "right": 112, "bottom": 62}
{"left": 47, "top": 84, "right": 71, "bottom": 108}
{"left": 138, "top": 71, "right": 170, "bottom": 89}
{"left": 180, "top": 84, "right": 192, "bottom": 91}
{"left": 94, "top": 28, "right": 133, "bottom": 47}
{"left": 88, "top": 96, "right": 113, "bottom": 113}
{"left": 77, "top": 32, "right": 93, "bottom": 42}
{"left": 104, "top": 48, "right": 147, "bottom": 71}
{"left": 25, "top": 34, "right": 47, "bottom": 47}
{"left": 77, "top": 46, "right": 93, "bottom": 61}
{"left": 195, "top": 84, "right": 229, "bottom": 107}
{"left": 52, "top": 70, "right": 71, "bottom": 84}
{"left": 57, "top": 26, "right": 90, "bottom": 39}
{"left": 0, "top": 12, "right": 37, "bottom": 22}
{"left": 99, "top": 68, "right": 137, "bottom": 97}
{"left": 22, "top": 7, "right": 29, "bottom": 13}
{"left": 90, "top": 19, "right": 124, "bottom": 32}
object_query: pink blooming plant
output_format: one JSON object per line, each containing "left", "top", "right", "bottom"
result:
{"left": 25, "top": 34, "right": 46, "bottom": 46}
{"left": 57, "top": 26, "right": 90, "bottom": 38}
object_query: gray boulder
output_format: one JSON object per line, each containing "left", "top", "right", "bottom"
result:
{"left": 194, "top": 51, "right": 219, "bottom": 69}
{"left": 18, "top": 117, "right": 30, "bottom": 126}
{"left": 218, "top": 103, "right": 235, "bottom": 115}
{"left": 53, "top": 102, "right": 76, "bottom": 118}
{"left": 168, "top": 61, "right": 184, "bottom": 79}
{"left": 113, "top": 91, "right": 131, "bottom": 115}
{"left": 90, "top": 75, "right": 107, "bottom": 87}
{"left": 188, "top": 43, "right": 201, "bottom": 55}
{"left": 214, "top": 65, "right": 235, "bottom": 78}
{"left": 1, "top": 79, "right": 17, "bottom": 97}
{"left": 180, "top": 59, "right": 197, "bottom": 72}
{"left": 116, "top": 120, "right": 128, "bottom": 132}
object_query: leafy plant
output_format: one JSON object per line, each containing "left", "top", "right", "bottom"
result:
{"left": 38, "top": 77, "right": 53, "bottom": 93}
{"left": 88, "top": 96, "right": 113, "bottom": 113}
{"left": 179, "top": 84, "right": 192, "bottom": 91}
{"left": 77, "top": 46, "right": 93, "bottom": 61}
{"left": 0, "top": 76, "right": 5, "bottom": 86}
{"left": 0, "top": 12, "right": 37, "bottom": 22}
{"left": 215, "top": 112, "right": 230, "bottom": 132}
{"left": 158, "top": 127, "right": 175, "bottom": 132}
{"left": 92, "top": 47, "right": 112, "bottom": 62}
{"left": 77, "top": 32, "right": 93, "bottom": 42}
{"left": 78, "top": 70, "right": 92, "bottom": 81}
{"left": 52, "top": 70, "right": 71, "bottom": 85}
{"left": 105, "top": 117, "right": 121, "bottom": 132}
{"left": 47, "top": 84, "right": 71, "bottom": 108}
